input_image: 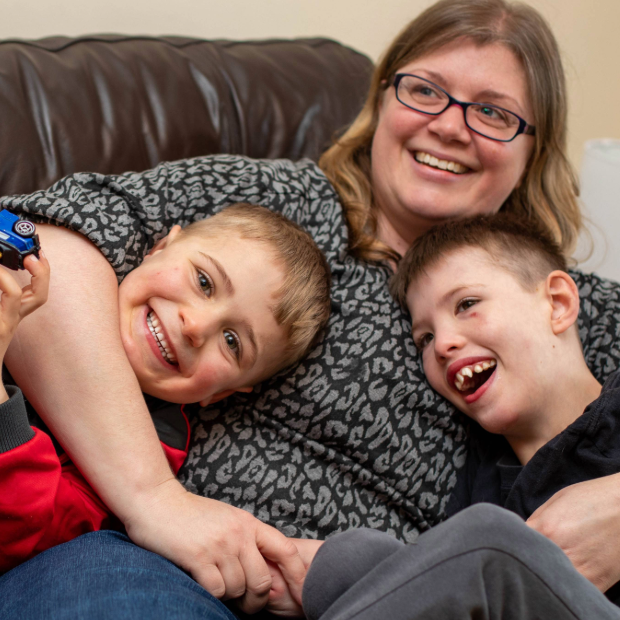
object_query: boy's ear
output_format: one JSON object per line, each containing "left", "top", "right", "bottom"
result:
{"left": 146, "top": 225, "right": 183, "bottom": 257}
{"left": 199, "top": 386, "right": 253, "bottom": 407}
{"left": 546, "top": 270, "right": 580, "bottom": 336}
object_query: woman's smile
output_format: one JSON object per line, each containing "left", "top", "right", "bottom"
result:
{"left": 372, "top": 39, "right": 535, "bottom": 253}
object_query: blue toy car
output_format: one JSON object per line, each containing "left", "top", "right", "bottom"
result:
{"left": 0, "top": 209, "right": 41, "bottom": 270}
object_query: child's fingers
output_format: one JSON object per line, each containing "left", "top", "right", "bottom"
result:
{"left": 0, "top": 266, "right": 25, "bottom": 324}
{"left": 19, "top": 251, "right": 50, "bottom": 318}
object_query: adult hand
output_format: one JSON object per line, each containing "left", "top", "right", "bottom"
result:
{"left": 124, "top": 478, "right": 307, "bottom": 615}
{"left": 266, "top": 538, "right": 324, "bottom": 617}
{"left": 526, "top": 473, "right": 620, "bottom": 592}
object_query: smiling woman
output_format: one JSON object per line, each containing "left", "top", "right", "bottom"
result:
{"left": 370, "top": 40, "right": 535, "bottom": 255}
{"left": 2, "top": 1, "right": 620, "bottom": 619}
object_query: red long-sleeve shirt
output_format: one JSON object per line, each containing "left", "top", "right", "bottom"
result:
{"left": 0, "top": 386, "right": 190, "bottom": 573}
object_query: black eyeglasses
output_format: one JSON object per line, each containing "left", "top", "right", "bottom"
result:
{"left": 393, "top": 73, "right": 535, "bottom": 143}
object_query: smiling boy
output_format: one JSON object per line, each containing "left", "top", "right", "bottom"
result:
{"left": 119, "top": 212, "right": 298, "bottom": 406}
{"left": 296, "top": 215, "right": 620, "bottom": 620}
{"left": 0, "top": 203, "right": 331, "bottom": 572}
{"left": 396, "top": 215, "right": 602, "bottom": 468}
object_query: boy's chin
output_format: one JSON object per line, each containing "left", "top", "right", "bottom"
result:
{"left": 137, "top": 380, "right": 186, "bottom": 404}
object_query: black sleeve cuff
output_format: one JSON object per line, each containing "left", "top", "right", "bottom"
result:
{"left": 0, "top": 385, "right": 34, "bottom": 453}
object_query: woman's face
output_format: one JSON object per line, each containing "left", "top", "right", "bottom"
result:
{"left": 371, "top": 40, "right": 535, "bottom": 253}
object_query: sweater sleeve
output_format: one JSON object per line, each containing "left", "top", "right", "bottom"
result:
{"left": 303, "top": 528, "right": 404, "bottom": 620}
{"left": 0, "top": 155, "right": 332, "bottom": 281}
{"left": 0, "top": 385, "right": 34, "bottom": 453}
{"left": 571, "top": 270, "right": 620, "bottom": 383}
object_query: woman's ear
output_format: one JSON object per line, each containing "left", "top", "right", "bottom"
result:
{"left": 146, "top": 225, "right": 183, "bottom": 257}
{"left": 546, "top": 270, "right": 580, "bottom": 336}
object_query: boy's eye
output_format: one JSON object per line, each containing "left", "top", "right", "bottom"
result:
{"left": 224, "top": 330, "right": 241, "bottom": 358}
{"left": 196, "top": 269, "right": 214, "bottom": 297}
{"left": 456, "top": 298, "right": 478, "bottom": 313}
{"left": 416, "top": 333, "right": 434, "bottom": 350}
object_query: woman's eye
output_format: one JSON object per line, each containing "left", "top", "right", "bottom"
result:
{"left": 196, "top": 269, "right": 213, "bottom": 297}
{"left": 413, "top": 84, "right": 440, "bottom": 99}
{"left": 476, "top": 105, "right": 511, "bottom": 125}
{"left": 224, "top": 330, "right": 241, "bottom": 358}
{"left": 480, "top": 106, "right": 500, "bottom": 119}
{"left": 416, "top": 333, "right": 434, "bottom": 350}
{"left": 456, "top": 298, "right": 478, "bottom": 313}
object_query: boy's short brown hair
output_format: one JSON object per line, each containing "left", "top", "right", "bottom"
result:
{"left": 179, "top": 203, "right": 331, "bottom": 370}
{"left": 390, "top": 214, "right": 568, "bottom": 307}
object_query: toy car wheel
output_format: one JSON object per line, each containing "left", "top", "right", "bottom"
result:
{"left": 13, "top": 220, "right": 36, "bottom": 237}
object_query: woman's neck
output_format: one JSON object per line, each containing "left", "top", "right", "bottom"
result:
{"left": 375, "top": 210, "right": 414, "bottom": 259}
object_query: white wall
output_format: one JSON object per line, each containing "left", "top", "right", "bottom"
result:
{"left": 2, "top": 0, "right": 619, "bottom": 273}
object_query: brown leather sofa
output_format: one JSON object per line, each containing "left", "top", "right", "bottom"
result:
{"left": 0, "top": 35, "right": 373, "bottom": 197}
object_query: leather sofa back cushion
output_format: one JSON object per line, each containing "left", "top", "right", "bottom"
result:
{"left": 0, "top": 35, "right": 373, "bottom": 195}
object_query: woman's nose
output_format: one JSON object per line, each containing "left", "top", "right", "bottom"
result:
{"left": 427, "top": 103, "right": 472, "bottom": 144}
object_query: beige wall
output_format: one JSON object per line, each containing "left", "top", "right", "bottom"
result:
{"left": 1, "top": 0, "right": 619, "bottom": 168}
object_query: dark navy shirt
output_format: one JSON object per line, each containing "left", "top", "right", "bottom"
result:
{"left": 447, "top": 369, "right": 620, "bottom": 604}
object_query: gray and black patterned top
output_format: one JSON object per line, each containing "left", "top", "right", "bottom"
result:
{"left": 3, "top": 155, "right": 620, "bottom": 542}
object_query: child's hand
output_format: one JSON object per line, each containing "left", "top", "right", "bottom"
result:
{"left": 0, "top": 251, "right": 50, "bottom": 368}
{"left": 265, "top": 538, "right": 324, "bottom": 617}
{"left": 16, "top": 252, "right": 51, "bottom": 319}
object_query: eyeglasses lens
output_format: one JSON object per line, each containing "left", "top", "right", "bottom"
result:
{"left": 396, "top": 75, "right": 521, "bottom": 141}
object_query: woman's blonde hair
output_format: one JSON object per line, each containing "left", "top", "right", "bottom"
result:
{"left": 319, "top": 0, "right": 580, "bottom": 262}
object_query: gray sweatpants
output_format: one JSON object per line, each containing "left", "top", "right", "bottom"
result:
{"left": 302, "top": 503, "right": 620, "bottom": 620}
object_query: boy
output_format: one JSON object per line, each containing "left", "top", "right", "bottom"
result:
{"left": 0, "top": 203, "right": 331, "bottom": 573}
{"left": 296, "top": 215, "right": 620, "bottom": 620}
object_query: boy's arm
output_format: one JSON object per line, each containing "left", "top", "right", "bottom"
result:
{"left": 4, "top": 224, "right": 305, "bottom": 613}
{"left": 527, "top": 474, "right": 620, "bottom": 592}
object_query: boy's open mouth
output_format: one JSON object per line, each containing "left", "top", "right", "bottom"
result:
{"left": 453, "top": 359, "right": 496, "bottom": 395}
{"left": 147, "top": 310, "right": 178, "bottom": 366}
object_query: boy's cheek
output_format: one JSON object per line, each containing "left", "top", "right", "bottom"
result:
{"left": 423, "top": 361, "right": 453, "bottom": 402}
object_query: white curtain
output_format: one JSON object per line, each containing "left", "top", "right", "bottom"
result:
{"left": 576, "top": 139, "right": 620, "bottom": 282}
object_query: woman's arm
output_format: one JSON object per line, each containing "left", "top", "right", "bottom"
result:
{"left": 526, "top": 474, "right": 620, "bottom": 592}
{"left": 5, "top": 223, "right": 305, "bottom": 613}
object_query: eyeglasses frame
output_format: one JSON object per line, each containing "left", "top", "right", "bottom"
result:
{"left": 392, "top": 73, "right": 536, "bottom": 143}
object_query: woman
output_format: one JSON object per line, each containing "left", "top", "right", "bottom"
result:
{"left": 2, "top": 0, "right": 619, "bottom": 618}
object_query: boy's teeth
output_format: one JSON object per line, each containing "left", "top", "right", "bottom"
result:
{"left": 146, "top": 311, "right": 177, "bottom": 364}
{"left": 453, "top": 360, "right": 497, "bottom": 392}
{"left": 415, "top": 151, "right": 468, "bottom": 174}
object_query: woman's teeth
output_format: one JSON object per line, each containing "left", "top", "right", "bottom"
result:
{"left": 147, "top": 311, "right": 177, "bottom": 364}
{"left": 415, "top": 151, "right": 468, "bottom": 174}
{"left": 454, "top": 359, "right": 496, "bottom": 391}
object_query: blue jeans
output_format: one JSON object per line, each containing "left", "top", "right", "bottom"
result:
{"left": 0, "top": 531, "right": 237, "bottom": 620}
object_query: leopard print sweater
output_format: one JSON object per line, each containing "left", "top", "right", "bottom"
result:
{"left": 4, "top": 155, "right": 619, "bottom": 541}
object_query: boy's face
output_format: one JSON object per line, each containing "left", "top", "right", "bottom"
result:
{"left": 118, "top": 227, "right": 288, "bottom": 405}
{"left": 406, "top": 247, "right": 557, "bottom": 436}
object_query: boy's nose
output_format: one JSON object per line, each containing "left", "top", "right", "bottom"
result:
{"left": 433, "top": 330, "right": 465, "bottom": 360}
{"left": 180, "top": 307, "right": 217, "bottom": 348}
